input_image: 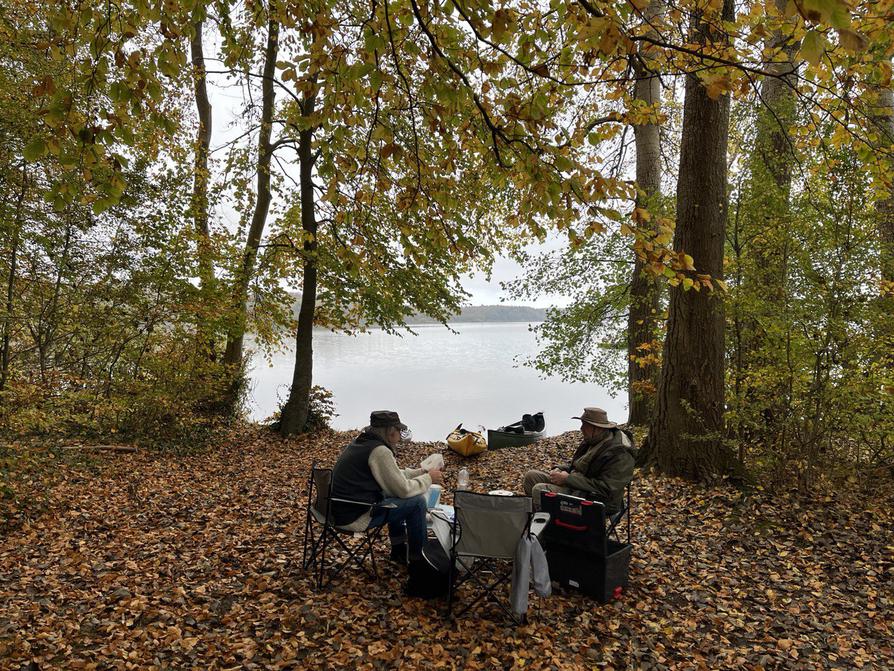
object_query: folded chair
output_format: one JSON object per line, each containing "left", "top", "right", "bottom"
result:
{"left": 444, "top": 491, "right": 550, "bottom": 624}
{"left": 301, "top": 463, "right": 395, "bottom": 590}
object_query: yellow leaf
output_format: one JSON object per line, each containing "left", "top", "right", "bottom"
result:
{"left": 633, "top": 207, "right": 651, "bottom": 223}
{"left": 880, "top": 61, "right": 893, "bottom": 87}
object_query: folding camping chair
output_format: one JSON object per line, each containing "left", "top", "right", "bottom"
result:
{"left": 444, "top": 491, "right": 549, "bottom": 624}
{"left": 604, "top": 481, "right": 632, "bottom": 545}
{"left": 301, "top": 463, "right": 395, "bottom": 590}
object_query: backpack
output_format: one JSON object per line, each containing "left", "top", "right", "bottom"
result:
{"left": 404, "top": 540, "right": 454, "bottom": 600}
{"left": 521, "top": 412, "right": 545, "bottom": 432}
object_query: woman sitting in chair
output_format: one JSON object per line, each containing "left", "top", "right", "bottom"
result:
{"left": 331, "top": 410, "right": 444, "bottom": 564}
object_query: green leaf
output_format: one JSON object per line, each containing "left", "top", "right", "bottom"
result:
{"left": 799, "top": 30, "right": 826, "bottom": 66}
{"left": 802, "top": 0, "right": 851, "bottom": 27}
{"left": 554, "top": 155, "right": 574, "bottom": 172}
{"left": 23, "top": 137, "right": 47, "bottom": 162}
{"left": 92, "top": 198, "right": 111, "bottom": 214}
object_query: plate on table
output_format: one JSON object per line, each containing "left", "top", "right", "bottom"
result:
{"left": 488, "top": 489, "right": 515, "bottom": 496}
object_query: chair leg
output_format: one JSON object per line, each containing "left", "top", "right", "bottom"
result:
{"left": 367, "top": 535, "right": 377, "bottom": 578}
{"left": 318, "top": 526, "right": 386, "bottom": 588}
{"left": 317, "top": 526, "right": 329, "bottom": 590}
{"left": 302, "top": 514, "right": 317, "bottom": 570}
{"left": 451, "top": 561, "right": 518, "bottom": 623}
{"left": 302, "top": 515, "right": 309, "bottom": 568}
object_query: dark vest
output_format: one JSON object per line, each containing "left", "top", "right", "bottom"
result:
{"left": 330, "top": 432, "right": 388, "bottom": 526}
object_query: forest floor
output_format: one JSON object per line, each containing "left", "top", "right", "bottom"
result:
{"left": 1, "top": 425, "right": 892, "bottom": 671}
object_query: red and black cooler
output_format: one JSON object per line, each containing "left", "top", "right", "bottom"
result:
{"left": 540, "top": 491, "right": 631, "bottom": 603}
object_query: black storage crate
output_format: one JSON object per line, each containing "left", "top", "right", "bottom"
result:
{"left": 546, "top": 540, "right": 632, "bottom": 603}
{"left": 540, "top": 492, "right": 607, "bottom": 555}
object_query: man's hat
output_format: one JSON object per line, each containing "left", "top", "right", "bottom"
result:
{"left": 369, "top": 410, "right": 408, "bottom": 431}
{"left": 571, "top": 407, "right": 617, "bottom": 429}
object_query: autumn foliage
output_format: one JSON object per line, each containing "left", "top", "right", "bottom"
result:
{"left": 2, "top": 428, "right": 892, "bottom": 669}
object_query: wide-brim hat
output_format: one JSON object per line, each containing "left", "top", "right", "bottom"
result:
{"left": 571, "top": 407, "right": 617, "bottom": 429}
{"left": 370, "top": 410, "right": 408, "bottom": 431}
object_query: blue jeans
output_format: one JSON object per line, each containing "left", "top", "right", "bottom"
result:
{"left": 368, "top": 495, "right": 427, "bottom": 560}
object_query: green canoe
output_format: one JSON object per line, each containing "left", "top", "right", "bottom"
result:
{"left": 487, "top": 424, "right": 545, "bottom": 450}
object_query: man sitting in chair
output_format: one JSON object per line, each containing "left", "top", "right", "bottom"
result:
{"left": 523, "top": 407, "right": 636, "bottom": 514}
{"left": 331, "top": 410, "right": 443, "bottom": 565}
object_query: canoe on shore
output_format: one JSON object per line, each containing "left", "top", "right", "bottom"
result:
{"left": 487, "top": 424, "right": 545, "bottom": 450}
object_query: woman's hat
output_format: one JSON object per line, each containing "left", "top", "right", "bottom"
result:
{"left": 370, "top": 410, "right": 408, "bottom": 431}
{"left": 571, "top": 407, "right": 617, "bottom": 428}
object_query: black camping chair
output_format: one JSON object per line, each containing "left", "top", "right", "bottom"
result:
{"left": 301, "top": 463, "right": 396, "bottom": 590}
{"left": 604, "top": 482, "right": 632, "bottom": 545}
{"left": 443, "top": 491, "right": 550, "bottom": 624}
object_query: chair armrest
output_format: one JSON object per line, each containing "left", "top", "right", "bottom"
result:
{"left": 530, "top": 512, "right": 550, "bottom": 538}
{"left": 329, "top": 496, "right": 397, "bottom": 510}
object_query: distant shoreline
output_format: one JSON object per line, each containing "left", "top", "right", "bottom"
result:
{"left": 286, "top": 294, "right": 550, "bottom": 324}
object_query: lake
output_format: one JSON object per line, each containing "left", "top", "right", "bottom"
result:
{"left": 247, "top": 322, "right": 627, "bottom": 441}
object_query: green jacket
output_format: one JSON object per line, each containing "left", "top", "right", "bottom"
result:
{"left": 560, "top": 428, "right": 636, "bottom": 516}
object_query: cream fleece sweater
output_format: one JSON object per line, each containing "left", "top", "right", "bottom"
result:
{"left": 337, "top": 444, "right": 432, "bottom": 532}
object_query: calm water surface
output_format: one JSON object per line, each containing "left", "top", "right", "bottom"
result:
{"left": 247, "top": 322, "right": 627, "bottom": 441}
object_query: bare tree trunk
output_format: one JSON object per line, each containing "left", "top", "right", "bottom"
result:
{"left": 40, "top": 215, "right": 72, "bottom": 381}
{"left": 278, "top": 95, "right": 318, "bottom": 436}
{"left": 190, "top": 14, "right": 216, "bottom": 357}
{"left": 0, "top": 167, "right": 26, "bottom": 390}
{"left": 643, "top": 0, "right": 737, "bottom": 481}
{"left": 628, "top": 0, "right": 664, "bottom": 426}
{"left": 222, "top": 13, "right": 279, "bottom": 371}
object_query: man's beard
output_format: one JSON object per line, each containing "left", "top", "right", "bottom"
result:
{"left": 583, "top": 429, "right": 607, "bottom": 446}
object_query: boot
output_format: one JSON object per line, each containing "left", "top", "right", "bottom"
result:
{"left": 389, "top": 543, "right": 408, "bottom": 565}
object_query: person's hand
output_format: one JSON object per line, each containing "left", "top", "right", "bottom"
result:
{"left": 429, "top": 469, "right": 444, "bottom": 485}
{"left": 549, "top": 469, "right": 569, "bottom": 486}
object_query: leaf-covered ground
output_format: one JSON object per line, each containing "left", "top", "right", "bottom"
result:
{"left": 1, "top": 426, "right": 892, "bottom": 670}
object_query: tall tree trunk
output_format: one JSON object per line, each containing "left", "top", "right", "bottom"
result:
{"left": 732, "top": 3, "right": 798, "bottom": 454}
{"left": 875, "top": 84, "right": 894, "bottom": 370}
{"left": 190, "top": 14, "right": 215, "bottom": 357}
{"left": 40, "top": 215, "right": 72, "bottom": 381}
{"left": 877, "top": 85, "right": 894, "bottom": 286}
{"left": 278, "top": 96, "right": 318, "bottom": 436}
{"left": 746, "top": 0, "right": 797, "bottom": 302}
{"left": 222, "top": 14, "right": 279, "bottom": 371}
{"left": 0, "top": 167, "right": 26, "bottom": 390}
{"left": 642, "top": 0, "right": 737, "bottom": 480}
{"left": 627, "top": 0, "right": 664, "bottom": 426}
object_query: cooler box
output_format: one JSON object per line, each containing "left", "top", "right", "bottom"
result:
{"left": 540, "top": 491, "right": 608, "bottom": 554}
{"left": 545, "top": 540, "right": 632, "bottom": 603}
{"left": 540, "top": 491, "right": 632, "bottom": 603}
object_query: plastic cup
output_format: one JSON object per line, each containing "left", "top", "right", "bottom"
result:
{"left": 427, "top": 484, "right": 442, "bottom": 509}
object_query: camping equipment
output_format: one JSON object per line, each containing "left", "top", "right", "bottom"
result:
{"left": 447, "top": 424, "right": 487, "bottom": 457}
{"left": 487, "top": 412, "right": 545, "bottom": 450}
